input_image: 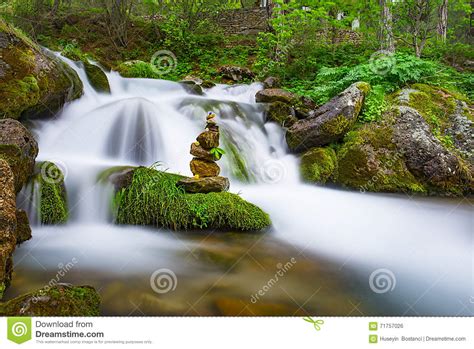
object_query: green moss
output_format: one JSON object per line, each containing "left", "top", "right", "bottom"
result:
{"left": 0, "top": 283, "right": 5, "bottom": 299}
{"left": 116, "top": 60, "right": 161, "bottom": 79}
{"left": 356, "top": 82, "right": 371, "bottom": 95}
{"left": 33, "top": 162, "right": 68, "bottom": 224}
{"left": 334, "top": 124, "right": 426, "bottom": 193}
{"left": 322, "top": 114, "right": 351, "bottom": 136}
{"left": 114, "top": 167, "right": 271, "bottom": 231}
{"left": 300, "top": 147, "right": 337, "bottom": 183}
{"left": 222, "top": 138, "right": 253, "bottom": 182}
{"left": 84, "top": 62, "right": 110, "bottom": 93}
{"left": 0, "top": 75, "right": 41, "bottom": 119}
{"left": 0, "top": 285, "right": 100, "bottom": 316}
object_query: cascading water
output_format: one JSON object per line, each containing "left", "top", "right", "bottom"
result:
{"left": 11, "top": 55, "right": 473, "bottom": 316}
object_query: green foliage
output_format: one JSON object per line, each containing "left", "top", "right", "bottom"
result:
{"left": 360, "top": 85, "right": 387, "bottom": 122}
{"left": 210, "top": 147, "right": 225, "bottom": 160}
{"left": 114, "top": 166, "right": 271, "bottom": 231}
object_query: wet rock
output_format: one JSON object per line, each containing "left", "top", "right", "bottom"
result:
{"left": 15, "top": 209, "right": 31, "bottom": 244}
{"left": 218, "top": 65, "right": 255, "bottom": 82}
{"left": 263, "top": 76, "right": 280, "bottom": 89}
{"left": 286, "top": 82, "right": 369, "bottom": 152}
{"left": 0, "top": 284, "right": 101, "bottom": 316}
{"left": 393, "top": 106, "right": 472, "bottom": 193}
{"left": 0, "top": 159, "right": 16, "bottom": 299}
{"left": 0, "top": 118, "right": 39, "bottom": 192}
{"left": 180, "top": 81, "right": 204, "bottom": 96}
{"left": 255, "top": 88, "right": 298, "bottom": 104}
{"left": 445, "top": 100, "right": 474, "bottom": 165}
{"left": 196, "top": 130, "right": 219, "bottom": 149}
{"left": 201, "top": 80, "right": 216, "bottom": 88}
{"left": 84, "top": 62, "right": 110, "bottom": 93}
{"left": 265, "top": 102, "right": 298, "bottom": 128}
{"left": 190, "top": 158, "right": 220, "bottom": 177}
{"left": 0, "top": 19, "right": 83, "bottom": 120}
{"left": 177, "top": 176, "right": 230, "bottom": 193}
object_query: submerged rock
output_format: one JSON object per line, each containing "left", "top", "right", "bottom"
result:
{"left": 0, "top": 19, "right": 83, "bottom": 119}
{"left": 114, "top": 167, "right": 270, "bottom": 231}
{"left": 180, "top": 81, "right": 204, "bottom": 96}
{"left": 286, "top": 82, "right": 369, "bottom": 152}
{"left": 0, "top": 159, "right": 16, "bottom": 299}
{"left": 177, "top": 176, "right": 230, "bottom": 193}
{"left": 84, "top": 61, "right": 110, "bottom": 93}
{"left": 0, "top": 284, "right": 100, "bottom": 316}
{"left": 0, "top": 119, "right": 38, "bottom": 192}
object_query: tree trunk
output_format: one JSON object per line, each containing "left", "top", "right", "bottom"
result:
{"left": 379, "top": 0, "right": 395, "bottom": 52}
{"left": 437, "top": 0, "right": 448, "bottom": 42}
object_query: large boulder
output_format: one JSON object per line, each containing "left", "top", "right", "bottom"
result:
{"left": 265, "top": 102, "right": 298, "bottom": 128}
{"left": 0, "top": 19, "right": 83, "bottom": 120}
{"left": 0, "top": 284, "right": 100, "bottom": 316}
{"left": 301, "top": 84, "right": 473, "bottom": 196}
{"left": 393, "top": 106, "right": 472, "bottom": 193}
{"left": 286, "top": 82, "right": 369, "bottom": 152}
{"left": 256, "top": 88, "right": 299, "bottom": 104}
{"left": 0, "top": 159, "right": 16, "bottom": 299}
{"left": 0, "top": 119, "right": 38, "bottom": 192}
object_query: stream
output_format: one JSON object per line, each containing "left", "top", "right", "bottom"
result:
{"left": 7, "top": 55, "right": 473, "bottom": 316}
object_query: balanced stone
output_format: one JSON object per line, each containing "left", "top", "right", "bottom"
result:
{"left": 177, "top": 176, "right": 230, "bottom": 193}
{"left": 196, "top": 130, "right": 219, "bottom": 149}
{"left": 191, "top": 142, "right": 215, "bottom": 162}
{"left": 190, "top": 158, "right": 220, "bottom": 177}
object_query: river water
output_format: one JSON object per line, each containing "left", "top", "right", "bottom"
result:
{"left": 8, "top": 56, "right": 473, "bottom": 316}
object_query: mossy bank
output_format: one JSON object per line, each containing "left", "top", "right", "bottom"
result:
{"left": 113, "top": 167, "right": 271, "bottom": 231}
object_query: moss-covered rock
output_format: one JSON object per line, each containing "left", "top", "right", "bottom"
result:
{"left": 30, "top": 162, "right": 69, "bottom": 224}
{"left": 333, "top": 121, "right": 426, "bottom": 193}
{"left": 286, "top": 82, "right": 369, "bottom": 152}
{"left": 15, "top": 209, "right": 31, "bottom": 244}
{"left": 114, "top": 167, "right": 271, "bottom": 231}
{"left": 265, "top": 102, "right": 298, "bottom": 128}
{"left": 300, "top": 147, "right": 337, "bottom": 183}
{"left": 0, "top": 19, "right": 83, "bottom": 119}
{"left": 0, "top": 284, "right": 100, "bottom": 316}
{"left": 0, "top": 159, "right": 17, "bottom": 300}
{"left": 84, "top": 61, "right": 110, "bottom": 93}
{"left": 0, "top": 119, "right": 39, "bottom": 193}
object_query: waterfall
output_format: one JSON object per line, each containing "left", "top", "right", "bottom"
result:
{"left": 13, "top": 54, "right": 473, "bottom": 316}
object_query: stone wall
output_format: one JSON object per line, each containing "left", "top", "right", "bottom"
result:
{"left": 212, "top": 8, "right": 270, "bottom": 35}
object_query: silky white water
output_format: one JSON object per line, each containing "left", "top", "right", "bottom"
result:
{"left": 13, "top": 55, "right": 473, "bottom": 315}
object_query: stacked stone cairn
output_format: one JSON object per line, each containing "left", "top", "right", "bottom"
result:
{"left": 177, "top": 112, "right": 230, "bottom": 193}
